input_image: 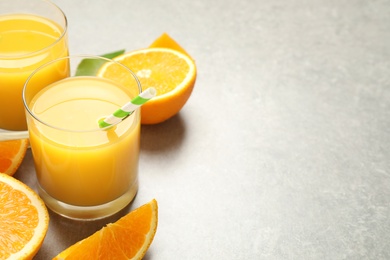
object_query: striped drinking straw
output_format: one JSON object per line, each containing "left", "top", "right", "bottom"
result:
{"left": 98, "top": 87, "right": 156, "bottom": 128}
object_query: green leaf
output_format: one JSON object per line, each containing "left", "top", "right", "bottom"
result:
{"left": 75, "top": 49, "right": 126, "bottom": 76}
{"left": 101, "top": 49, "right": 126, "bottom": 59}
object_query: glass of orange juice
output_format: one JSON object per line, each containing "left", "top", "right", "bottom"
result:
{"left": 0, "top": 0, "right": 68, "bottom": 140}
{"left": 23, "top": 55, "right": 142, "bottom": 220}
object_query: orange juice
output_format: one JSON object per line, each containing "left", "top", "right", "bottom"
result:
{"left": 0, "top": 13, "right": 68, "bottom": 130}
{"left": 27, "top": 76, "right": 140, "bottom": 207}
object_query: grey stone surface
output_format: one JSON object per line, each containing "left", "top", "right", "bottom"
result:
{"left": 14, "top": 0, "right": 390, "bottom": 259}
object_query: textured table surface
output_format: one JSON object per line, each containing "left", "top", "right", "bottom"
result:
{"left": 14, "top": 0, "right": 390, "bottom": 259}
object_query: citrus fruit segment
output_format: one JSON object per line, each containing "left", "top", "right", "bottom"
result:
{"left": 0, "top": 173, "right": 49, "bottom": 260}
{"left": 53, "top": 199, "right": 158, "bottom": 260}
{"left": 149, "top": 32, "right": 193, "bottom": 59}
{"left": 99, "top": 47, "right": 196, "bottom": 125}
{"left": 0, "top": 139, "right": 29, "bottom": 176}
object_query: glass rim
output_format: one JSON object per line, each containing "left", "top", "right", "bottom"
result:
{"left": 22, "top": 55, "right": 142, "bottom": 133}
{"left": 0, "top": 0, "right": 68, "bottom": 59}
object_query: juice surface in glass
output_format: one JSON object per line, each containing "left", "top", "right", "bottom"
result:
{"left": 28, "top": 76, "right": 140, "bottom": 207}
{"left": 0, "top": 14, "right": 68, "bottom": 130}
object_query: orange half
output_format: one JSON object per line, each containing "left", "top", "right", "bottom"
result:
{"left": 0, "top": 173, "right": 49, "bottom": 259}
{"left": 99, "top": 47, "right": 196, "bottom": 124}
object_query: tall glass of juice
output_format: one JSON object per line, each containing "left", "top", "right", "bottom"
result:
{"left": 23, "top": 56, "right": 142, "bottom": 220}
{"left": 0, "top": 0, "right": 68, "bottom": 134}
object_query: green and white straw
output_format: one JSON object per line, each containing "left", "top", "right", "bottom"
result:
{"left": 99, "top": 87, "right": 156, "bottom": 128}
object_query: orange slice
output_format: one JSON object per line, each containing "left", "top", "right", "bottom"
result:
{"left": 53, "top": 199, "right": 158, "bottom": 260}
{"left": 0, "top": 139, "right": 29, "bottom": 176}
{"left": 99, "top": 46, "right": 196, "bottom": 125}
{"left": 0, "top": 173, "right": 49, "bottom": 259}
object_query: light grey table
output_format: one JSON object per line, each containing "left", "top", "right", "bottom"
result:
{"left": 14, "top": 0, "right": 390, "bottom": 259}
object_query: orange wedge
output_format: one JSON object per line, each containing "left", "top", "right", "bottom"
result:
{"left": 149, "top": 32, "right": 193, "bottom": 59}
{"left": 0, "top": 139, "right": 29, "bottom": 176}
{"left": 53, "top": 199, "right": 158, "bottom": 260}
{"left": 0, "top": 173, "right": 49, "bottom": 259}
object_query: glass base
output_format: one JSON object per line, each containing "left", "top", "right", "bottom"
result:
{"left": 38, "top": 181, "right": 138, "bottom": 220}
